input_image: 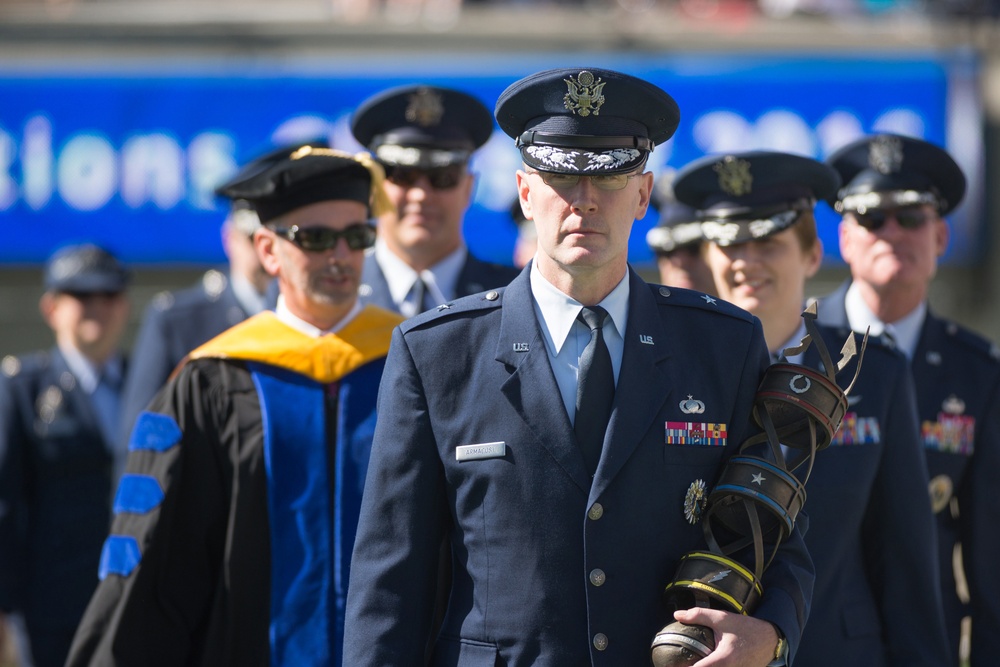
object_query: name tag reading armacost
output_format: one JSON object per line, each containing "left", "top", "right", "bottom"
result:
{"left": 456, "top": 441, "right": 507, "bottom": 462}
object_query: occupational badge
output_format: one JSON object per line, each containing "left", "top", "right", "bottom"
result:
{"left": 713, "top": 155, "right": 752, "bottom": 196}
{"left": 942, "top": 395, "right": 966, "bottom": 415}
{"left": 683, "top": 479, "right": 708, "bottom": 525}
{"left": 405, "top": 87, "right": 444, "bottom": 127}
{"left": 929, "top": 474, "right": 953, "bottom": 514}
{"left": 563, "top": 71, "right": 605, "bottom": 117}
{"left": 679, "top": 395, "right": 705, "bottom": 414}
{"left": 868, "top": 134, "right": 904, "bottom": 174}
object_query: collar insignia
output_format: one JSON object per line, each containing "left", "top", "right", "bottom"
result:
{"left": 714, "top": 155, "right": 753, "bottom": 196}
{"left": 868, "top": 135, "right": 904, "bottom": 175}
{"left": 406, "top": 87, "right": 445, "bottom": 127}
{"left": 563, "top": 70, "right": 606, "bottom": 117}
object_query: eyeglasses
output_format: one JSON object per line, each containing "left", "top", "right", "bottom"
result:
{"left": 529, "top": 170, "right": 642, "bottom": 191}
{"left": 270, "top": 223, "right": 377, "bottom": 252}
{"left": 852, "top": 207, "right": 934, "bottom": 232}
{"left": 383, "top": 164, "right": 466, "bottom": 190}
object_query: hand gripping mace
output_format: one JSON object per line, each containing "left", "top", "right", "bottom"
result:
{"left": 650, "top": 303, "right": 868, "bottom": 666}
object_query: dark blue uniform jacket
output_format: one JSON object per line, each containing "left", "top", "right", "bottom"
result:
{"left": 344, "top": 266, "right": 815, "bottom": 667}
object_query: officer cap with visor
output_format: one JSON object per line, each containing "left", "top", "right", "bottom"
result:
{"left": 351, "top": 84, "right": 494, "bottom": 169}
{"left": 825, "top": 132, "right": 966, "bottom": 216}
{"left": 44, "top": 244, "right": 130, "bottom": 294}
{"left": 494, "top": 67, "right": 680, "bottom": 176}
{"left": 646, "top": 172, "right": 703, "bottom": 255}
{"left": 673, "top": 150, "right": 840, "bottom": 247}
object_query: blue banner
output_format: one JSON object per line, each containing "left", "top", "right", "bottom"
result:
{"left": 0, "top": 51, "right": 983, "bottom": 267}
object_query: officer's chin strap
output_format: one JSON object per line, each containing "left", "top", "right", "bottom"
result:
{"left": 652, "top": 303, "right": 869, "bottom": 667}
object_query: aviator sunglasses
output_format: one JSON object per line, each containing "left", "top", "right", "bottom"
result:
{"left": 270, "top": 223, "right": 377, "bottom": 252}
{"left": 383, "top": 164, "right": 465, "bottom": 190}
{"left": 852, "top": 207, "right": 935, "bottom": 232}
{"left": 529, "top": 169, "right": 642, "bottom": 191}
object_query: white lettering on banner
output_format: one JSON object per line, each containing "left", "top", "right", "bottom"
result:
{"left": 0, "top": 113, "right": 238, "bottom": 213}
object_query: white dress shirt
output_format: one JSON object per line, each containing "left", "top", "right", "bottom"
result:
{"left": 275, "top": 295, "right": 361, "bottom": 338}
{"left": 529, "top": 262, "right": 629, "bottom": 425}
{"left": 844, "top": 282, "right": 926, "bottom": 359}
{"left": 374, "top": 238, "right": 467, "bottom": 317}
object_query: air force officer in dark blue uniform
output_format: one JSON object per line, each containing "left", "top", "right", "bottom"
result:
{"left": 0, "top": 245, "right": 130, "bottom": 667}
{"left": 673, "top": 150, "right": 950, "bottom": 667}
{"left": 351, "top": 84, "right": 519, "bottom": 317}
{"left": 815, "top": 134, "right": 1000, "bottom": 666}
{"left": 344, "top": 68, "right": 813, "bottom": 667}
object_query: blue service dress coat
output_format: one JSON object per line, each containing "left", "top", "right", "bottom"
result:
{"left": 358, "top": 250, "right": 520, "bottom": 315}
{"left": 119, "top": 269, "right": 255, "bottom": 442}
{"left": 793, "top": 325, "right": 949, "bottom": 667}
{"left": 817, "top": 281, "right": 1000, "bottom": 666}
{"left": 0, "top": 349, "right": 116, "bottom": 667}
{"left": 344, "top": 266, "right": 815, "bottom": 667}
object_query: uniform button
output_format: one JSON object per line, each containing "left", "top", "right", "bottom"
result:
{"left": 593, "top": 633, "right": 609, "bottom": 651}
{"left": 589, "top": 568, "right": 606, "bottom": 586}
{"left": 588, "top": 503, "right": 604, "bottom": 520}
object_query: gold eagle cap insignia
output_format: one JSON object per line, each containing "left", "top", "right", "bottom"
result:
{"left": 405, "top": 88, "right": 445, "bottom": 127}
{"left": 563, "top": 71, "right": 606, "bottom": 117}
{"left": 868, "top": 135, "right": 904, "bottom": 175}
{"left": 714, "top": 155, "right": 753, "bottom": 196}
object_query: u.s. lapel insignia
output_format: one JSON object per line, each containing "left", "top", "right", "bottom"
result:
{"left": 714, "top": 155, "right": 753, "bottom": 196}
{"left": 513, "top": 342, "right": 529, "bottom": 352}
{"left": 405, "top": 87, "right": 445, "bottom": 127}
{"left": 684, "top": 479, "right": 708, "bottom": 524}
{"left": 679, "top": 395, "right": 705, "bottom": 414}
{"left": 942, "top": 395, "right": 966, "bottom": 415}
{"left": 563, "top": 71, "right": 606, "bottom": 117}
{"left": 929, "top": 474, "right": 953, "bottom": 514}
{"left": 640, "top": 334, "right": 654, "bottom": 345}
{"left": 869, "top": 134, "right": 904, "bottom": 174}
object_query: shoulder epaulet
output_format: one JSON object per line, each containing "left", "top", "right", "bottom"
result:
{"left": 400, "top": 287, "right": 505, "bottom": 334}
{"left": 942, "top": 319, "right": 1000, "bottom": 363}
{"left": 647, "top": 284, "right": 754, "bottom": 324}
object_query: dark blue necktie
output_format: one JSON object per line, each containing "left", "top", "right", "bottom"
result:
{"left": 575, "top": 306, "right": 615, "bottom": 476}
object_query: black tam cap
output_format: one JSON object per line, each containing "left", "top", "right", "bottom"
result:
{"left": 216, "top": 146, "right": 392, "bottom": 224}
{"left": 351, "top": 85, "right": 493, "bottom": 169}
{"left": 44, "top": 244, "right": 129, "bottom": 293}
{"left": 673, "top": 151, "right": 840, "bottom": 247}
{"left": 494, "top": 67, "right": 680, "bottom": 175}
{"left": 825, "top": 133, "right": 966, "bottom": 215}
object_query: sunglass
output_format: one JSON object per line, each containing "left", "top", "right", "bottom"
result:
{"left": 383, "top": 165, "right": 465, "bottom": 190}
{"left": 529, "top": 170, "right": 642, "bottom": 191}
{"left": 270, "top": 223, "right": 377, "bottom": 252}
{"left": 852, "top": 207, "right": 934, "bottom": 231}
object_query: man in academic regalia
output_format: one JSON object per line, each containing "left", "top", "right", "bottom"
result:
{"left": 66, "top": 147, "right": 403, "bottom": 667}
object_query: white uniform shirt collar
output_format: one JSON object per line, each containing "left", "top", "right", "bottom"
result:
{"left": 374, "top": 237, "right": 468, "bottom": 307}
{"left": 230, "top": 271, "right": 267, "bottom": 316}
{"left": 529, "top": 261, "right": 629, "bottom": 354}
{"left": 845, "top": 282, "right": 926, "bottom": 358}
{"left": 275, "top": 295, "right": 361, "bottom": 338}
{"left": 58, "top": 342, "right": 123, "bottom": 394}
